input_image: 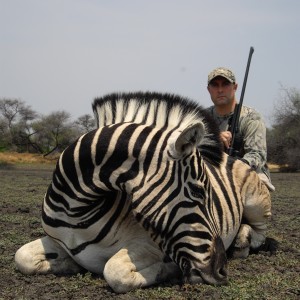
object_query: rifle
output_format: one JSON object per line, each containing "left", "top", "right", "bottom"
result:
{"left": 227, "top": 46, "right": 255, "bottom": 156}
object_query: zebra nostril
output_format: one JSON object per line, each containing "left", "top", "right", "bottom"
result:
{"left": 219, "top": 266, "right": 227, "bottom": 277}
{"left": 211, "top": 236, "right": 228, "bottom": 280}
{"left": 217, "top": 265, "right": 228, "bottom": 281}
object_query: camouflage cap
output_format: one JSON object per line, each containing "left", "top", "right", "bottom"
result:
{"left": 207, "top": 67, "right": 236, "bottom": 84}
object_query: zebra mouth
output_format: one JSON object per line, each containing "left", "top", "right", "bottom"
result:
{"left": 186, "top": 267, "right": 228, "bottom": 285}
{"left": 183, "top": 236, "right": 228, "bottom": 285}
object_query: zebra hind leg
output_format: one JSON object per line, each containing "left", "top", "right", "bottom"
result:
{"left": 231, "top": 221, "right": 272, "bottom": 259}
{"left": 15, "top": 236, "right": 82, "bottom": 275}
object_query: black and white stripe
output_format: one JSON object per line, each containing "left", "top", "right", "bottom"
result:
{"left": 93, "top": 91, "right": 223, "bottom": 166}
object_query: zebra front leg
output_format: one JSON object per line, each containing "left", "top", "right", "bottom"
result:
{"left": 103, "top": 244, "right": 181, "bottom": 293}
{"left": 15, "top": 236, "right": 82, "bottom": 275}
{"left": 233, "top": 183, "right": 272, "bottom": 258}
{"left": 231, "top": 224, "right": 256, "bottom": 258}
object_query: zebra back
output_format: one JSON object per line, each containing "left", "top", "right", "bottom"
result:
{"left": 92, "top": 92, "right": 223, "bottom": 166}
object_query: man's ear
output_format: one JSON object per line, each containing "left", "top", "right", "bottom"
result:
{"left": 168, "top": 123, "right": 205, "bottom": 158}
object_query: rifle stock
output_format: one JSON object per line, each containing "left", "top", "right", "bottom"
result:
{"left": 227, "top": 46, "right": 254, "bottom": 156}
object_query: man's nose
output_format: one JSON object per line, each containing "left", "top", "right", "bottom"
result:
{"left": 217, "top": 85, "right": 223, "bottom": 92}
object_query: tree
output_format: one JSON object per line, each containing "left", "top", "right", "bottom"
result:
{"left": 0, "top": 99, "right": 96, "bottom": 154}
{"left": 31, "top": 111, "right": 79, "bottom": 156}
{"left": 0, "top": 98, "right": 21, "bottom": 129}
{"left": 268, "top": 87, "right": 300, "bottom": 171}
{"left": 0, "top": 98, "right": 38, "bottom": 151}
{"left": 75, "top": 114, "right": 96, "bottom": 134}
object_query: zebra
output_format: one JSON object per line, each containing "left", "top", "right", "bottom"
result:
{"left": 15, "top": 92, "right": 271, "bottom": 293}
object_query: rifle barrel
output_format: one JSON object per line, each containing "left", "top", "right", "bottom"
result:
{"left": 227, "top": 47, "right": 254, "bottom": 156}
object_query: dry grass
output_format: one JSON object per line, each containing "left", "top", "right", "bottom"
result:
{"left": 0, "top": 152, "right": 57, "bottom": 165}
{"left": 1, "top": 152, "right": 283, "bottom": 170}
{"left": 268, "top": 163, "right": 284, "bottom": 172}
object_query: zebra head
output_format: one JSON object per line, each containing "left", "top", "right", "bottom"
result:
{"left": 132, "top": 122, "right": 228, "bottom": 285}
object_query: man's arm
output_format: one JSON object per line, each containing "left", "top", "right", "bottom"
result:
{"left": 239, "top": 108, "right": 267, "bottom": 171}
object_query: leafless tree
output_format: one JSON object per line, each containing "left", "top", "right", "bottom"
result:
{"left": 268, "top": 87, "right": 300, "bottom": 171}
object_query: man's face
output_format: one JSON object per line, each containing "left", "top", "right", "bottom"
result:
{"left": 207, "top": 77, "right": 237, "bottom": 107}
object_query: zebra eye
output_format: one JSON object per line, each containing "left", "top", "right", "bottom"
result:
{"left": 188, "top": 182, "right": 205, "bottom": 203}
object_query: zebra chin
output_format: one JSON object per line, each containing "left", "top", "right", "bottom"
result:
{"left": 183, "top": 236, "right": 228, "bottom": 286}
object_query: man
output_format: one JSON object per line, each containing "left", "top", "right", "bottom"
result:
{"left": 206, "top": 67, "right": 275, "bottom": 191}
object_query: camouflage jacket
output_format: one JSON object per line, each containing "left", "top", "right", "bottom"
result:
{"left": 206, "top": 105, "right": 269, "bottom": 176}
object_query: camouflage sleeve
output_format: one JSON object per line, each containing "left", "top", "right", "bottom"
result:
{"left": 239, "top": 106, "right": 267, "bottom": 171}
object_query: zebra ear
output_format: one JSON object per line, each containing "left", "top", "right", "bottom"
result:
{"left": 169, "top": 122, "right": 205, "bottom": 158}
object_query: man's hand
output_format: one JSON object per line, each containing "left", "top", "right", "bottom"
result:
{"left": 220, "top": 131, "right": 232, "bottom": 149}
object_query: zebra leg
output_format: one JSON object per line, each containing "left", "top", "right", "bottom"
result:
{"left": 231, "top": 224, "right": 252, "bottom": 258}
{"left": 103, "top": 243, "right": 181, "bottom": 293}
{"left": 15, "top": 236, "right": 82, "bottom": 275}
{"left": 233, "top": 183, "right": 272, "bottom": 258}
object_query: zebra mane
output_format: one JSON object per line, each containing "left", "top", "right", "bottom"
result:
{"left": 92, "top": 91, "right": 223, "bottom": 166}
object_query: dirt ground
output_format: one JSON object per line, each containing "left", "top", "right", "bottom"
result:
{"left": 0, "top": 165, "right": 299, "bottom": 299}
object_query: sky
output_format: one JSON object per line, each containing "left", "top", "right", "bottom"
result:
{"left": 1, "top": 0, "right": 299, "bottom": 127}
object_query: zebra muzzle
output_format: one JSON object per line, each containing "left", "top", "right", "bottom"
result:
{"left": 185, "top": 236, "right": 228, "bottom": 286}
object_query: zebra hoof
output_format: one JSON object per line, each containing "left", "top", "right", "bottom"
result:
{"left": 231, "top": 246, "right": 250, "bottom": 259}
